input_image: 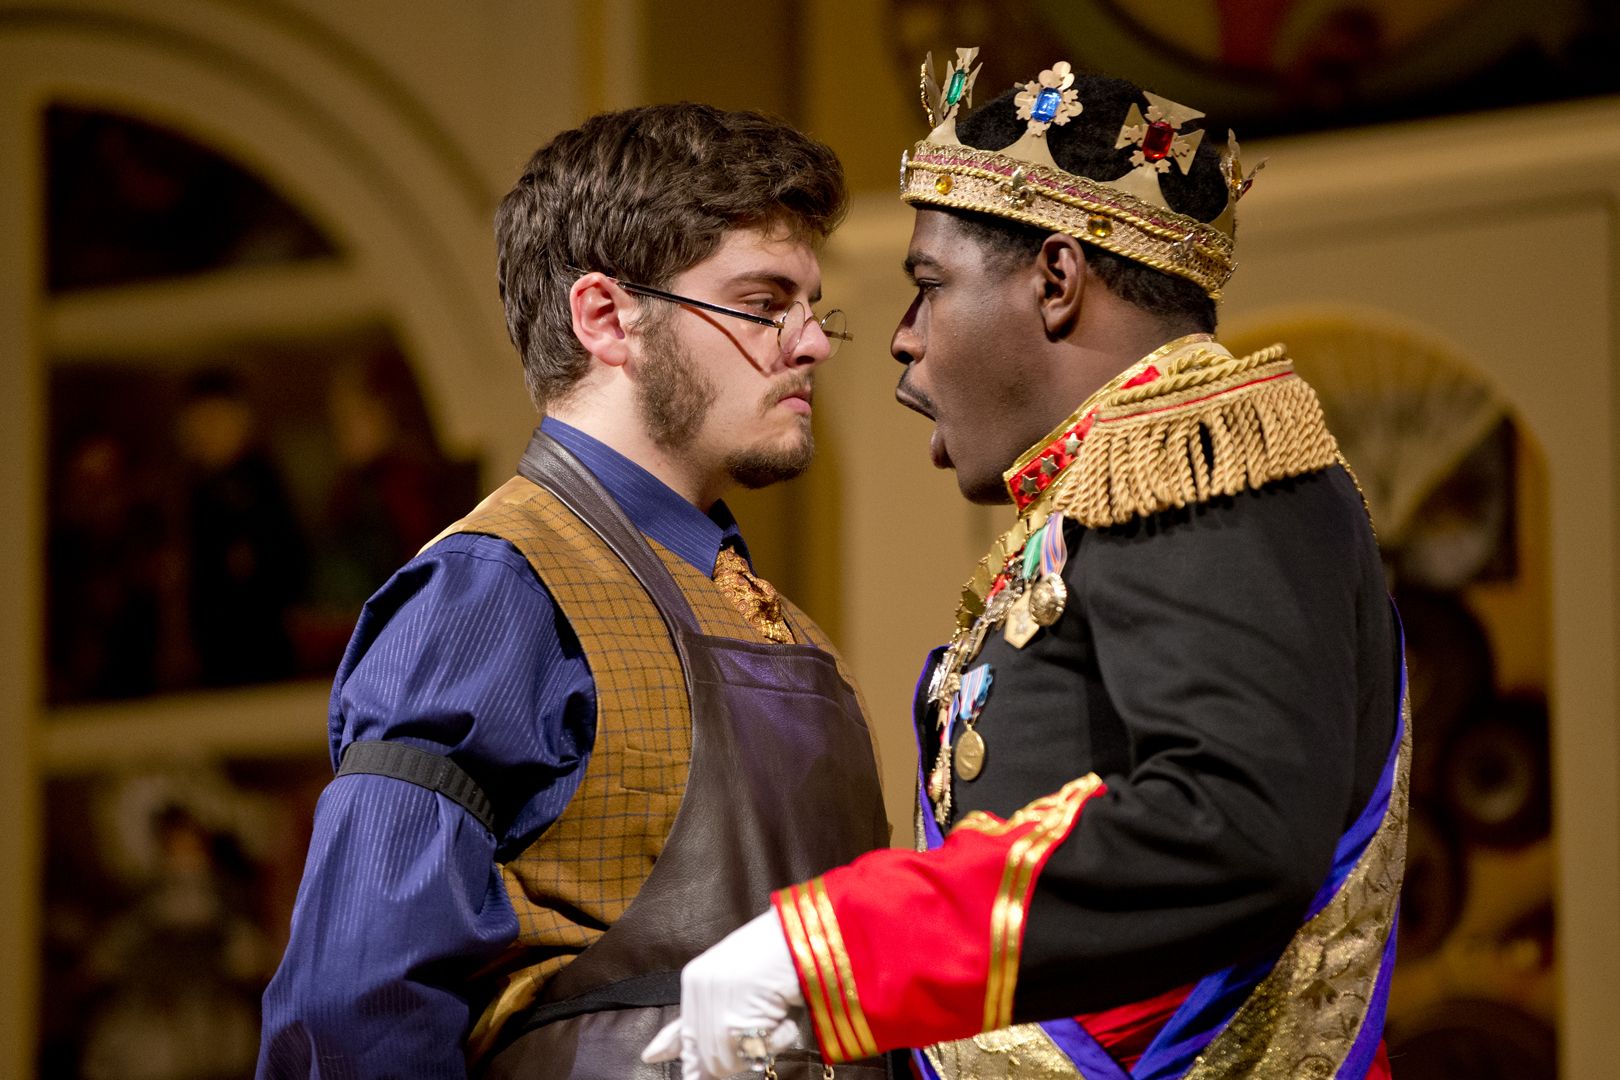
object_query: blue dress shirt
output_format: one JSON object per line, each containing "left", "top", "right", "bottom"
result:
{"left": 258, "top": 418, "right": 749, "bottom": 1079}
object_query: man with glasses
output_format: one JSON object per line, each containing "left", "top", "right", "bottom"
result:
{"left": 259, "top": 103, "right": 889, "bottom": 1080}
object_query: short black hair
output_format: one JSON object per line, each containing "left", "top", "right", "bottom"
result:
{"left": 952, "top": 72, "right": 1227, "bottom": 332}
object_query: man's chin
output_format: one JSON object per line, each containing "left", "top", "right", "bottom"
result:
{"left": 726, "top": 432, "right": 815, "bottom": 489}
{"left": 959, "top": 469, "right": 1014, "bottom": 505}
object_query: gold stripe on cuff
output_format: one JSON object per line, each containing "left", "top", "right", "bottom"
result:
{"left": 808, "top": 878, "right": 880, "bottom": 1058}
{"left": 794, "top": 886, "right": 862, "bottom": 1060}
{"left": 980, "top": 775, "right": 1103, "bottom": 1031}
{"left": 777, "top": 885, "right": 850, "bottom": 1062}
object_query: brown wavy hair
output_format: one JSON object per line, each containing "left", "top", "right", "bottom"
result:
{"left": 495, "top": 103, "right": 848, "bottom": 409}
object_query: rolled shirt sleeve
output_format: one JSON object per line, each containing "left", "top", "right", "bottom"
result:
{"left": 258, "top": 533, "right": 595, "bottom": 1079}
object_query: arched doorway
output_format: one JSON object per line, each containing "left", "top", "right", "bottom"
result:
{"left": 0, "top": 9, "right": 530, "bottom": 1072}
{"left": 1227, "top": 311, "right": 1558, "bottom": 1076}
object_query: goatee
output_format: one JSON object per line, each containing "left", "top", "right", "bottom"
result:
{"left": 635, "top": 329, "right": 815, "bottom": 488}
{"left": 725, "top": 417, "right": 814, "bottom": 488}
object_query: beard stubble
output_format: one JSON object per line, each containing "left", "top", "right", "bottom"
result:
{"left": 636, "top": 328, "right": 815, "bottom": 490}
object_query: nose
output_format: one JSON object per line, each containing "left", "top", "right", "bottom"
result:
{"left": 891, "top": 296, "right": 923, "bottom": 367}
{"left": 785, "top": 314, "right": 833, "bottom": 370}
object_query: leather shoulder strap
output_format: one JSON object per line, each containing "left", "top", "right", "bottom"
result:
{"left": 516, "top": 429, "right": 700, "bottom": 637}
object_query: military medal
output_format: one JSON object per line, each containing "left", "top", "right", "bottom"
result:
{"left": 1029, "top": 513, "right": 1070, "bottom": 626}
{"left": 1004, "top": 513, "right": 1070, "bottom": 641}
{"left": 926, "top": 649, "right": 955, "bottom": 705}
{"left": 1029, "top": 575, "right": 1067, "bottom": 625}
{"left": 984, "top": 585, "right": 1014, "bottom": 623}
{"left": 1002, "top": 589, "right": 1039, "bottom": 648}
{"left": 950, "top": 663, "right": 994, "bottom": 783}
{"left": 927, "top": 759, "right": 950, "bottom": 805}
{"left": 954, "top": 728, "right": 986, "bottom": 780}
{"left": 962, "top": 614, "right": 990, "bottom": 664}
{"left": 929, "top": 692, "right": 959, "bottom": 823}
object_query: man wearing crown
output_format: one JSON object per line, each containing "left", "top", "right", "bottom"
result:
{"left": 647, "top": 54, "right": 1406, "bottom": 1080}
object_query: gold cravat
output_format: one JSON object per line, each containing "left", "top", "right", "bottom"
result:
{"left": 712, "top": 546, "right": 795, "bottom": 644}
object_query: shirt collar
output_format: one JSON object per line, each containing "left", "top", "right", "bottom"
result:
{"left": 540, "top": 417, "right": 749, "bottom": 573}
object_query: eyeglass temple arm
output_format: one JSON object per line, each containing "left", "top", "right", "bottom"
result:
{"left": 567, "top": 264, "right": 850, "bottom": 340}
{"left": 618, "top": 282, "right": 780, "bottom": 329}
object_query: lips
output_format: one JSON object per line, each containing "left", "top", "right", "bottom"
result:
{"left": 769, "top": 379, "right": 813, "bottom": 415}
{"left": 894, "top": 384, "right": 934, "bottom": 422}
{"left": 896, "top": 383, "right": 950, "bottom": 469}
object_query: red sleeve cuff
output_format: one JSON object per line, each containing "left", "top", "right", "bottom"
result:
{"left": 773, "top": 775, "right": 1105, "bottom": 1059}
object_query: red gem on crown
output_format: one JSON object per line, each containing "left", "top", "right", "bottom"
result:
{"left": 1142, "top": 122, "right": 1176, "bottom": 162}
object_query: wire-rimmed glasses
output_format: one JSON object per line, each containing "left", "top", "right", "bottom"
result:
{"left": 568, "top": 267, "right": 851, "bottom": 358}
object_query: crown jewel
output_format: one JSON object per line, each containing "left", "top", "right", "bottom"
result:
{"left": 920, "top": 48, "right": 982, "bottom": 140}
{"left": 899, "top": 49, "right": 1257, "bottom": 299}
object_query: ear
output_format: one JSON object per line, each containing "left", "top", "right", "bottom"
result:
{"left": 1036, "top": 233, "right": 1087, "bottom": 337}
{"left": 570, "top": 273, "right": 635, "bottom": 368}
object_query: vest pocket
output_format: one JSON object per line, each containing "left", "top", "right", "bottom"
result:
{"left": 620, "top": 747, "right": 689, "bottom": 795}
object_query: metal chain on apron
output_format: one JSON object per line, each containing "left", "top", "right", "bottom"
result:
{"left": 759, "top": 1061, "right": 836, "bottom": 1079}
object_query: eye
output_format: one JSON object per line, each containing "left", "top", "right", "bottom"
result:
{"left": 913, "top": 279, "right": 942, "bottom": 296}
{"left": 743, "top": 295, "right": 786, "bottom": 315}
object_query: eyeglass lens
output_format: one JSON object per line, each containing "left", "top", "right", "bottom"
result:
{"left": 778, "top": 303, "right": 848, "bottom": 358}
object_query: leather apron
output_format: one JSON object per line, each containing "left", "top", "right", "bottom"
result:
{"left": 482, "top": 431, "right": 890, "bottom": 1080}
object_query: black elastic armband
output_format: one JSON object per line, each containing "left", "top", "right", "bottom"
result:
{"left": 337, "top": 740, "right": 496, "bottom": 834}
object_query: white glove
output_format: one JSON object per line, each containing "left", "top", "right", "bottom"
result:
{"left": 642, "top": 910, "right": 805, "bottom": 1080}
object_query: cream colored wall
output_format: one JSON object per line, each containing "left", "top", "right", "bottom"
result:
{"left": 813, "top": 195, "right": 990, "bottom": 828}
{"left": 1218, "top": 100, "right": 1620, "bottom": 1076}
{"left": 3, "top": 1, "right": 1618, "bottom": 1076}
{"left": 0, "top": 2, "right": 577, "bottom": 1073}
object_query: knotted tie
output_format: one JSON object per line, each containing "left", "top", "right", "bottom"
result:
{"left": 712, "top": 546, "right": 795, "bottom": 644}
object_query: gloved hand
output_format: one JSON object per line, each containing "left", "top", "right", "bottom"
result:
{"left": 642, "top": 910, "right": 805, "bottom": 1080}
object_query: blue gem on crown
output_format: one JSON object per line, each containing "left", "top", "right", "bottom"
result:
{"left": 1031, "top": 88, "right": 1062, "bottom": 123}
{"left": 1014, "top": 62, "right": 1082, "bottom": 138}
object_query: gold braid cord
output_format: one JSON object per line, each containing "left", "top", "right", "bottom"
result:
{"left": 904, "top": 144, "right": 1235, "bottom": 298}
{"left": 1049, "top": 343, "right": 1340, "bottom": 528}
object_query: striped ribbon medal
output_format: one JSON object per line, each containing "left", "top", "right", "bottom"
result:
{"left": 926, "top": 661, "right": 994, "bottom": 819}
{"left": 952, "top": 662, "right": 994, "bottom": 781}
{"left": 1028, "top": 511, "right": 1069, "bottom": 627}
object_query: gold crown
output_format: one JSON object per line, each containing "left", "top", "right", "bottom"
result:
{"left": 900, "top": 49, "right": 1265, "bottom": 300}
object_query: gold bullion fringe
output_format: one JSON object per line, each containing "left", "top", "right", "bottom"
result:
{"left": 1052, "top": 346, "right": 1341, "bottom": 529}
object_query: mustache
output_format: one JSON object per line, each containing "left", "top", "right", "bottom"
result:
{"left": 764, "top": 375, "right": 813, "bottom": 410}
{"left": 895, "top": 371, "right": 936, "bottom": 419}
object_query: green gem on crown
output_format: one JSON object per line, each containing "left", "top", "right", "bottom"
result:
{"left": 946, "top": 69, "right": 967, "bottom": 107}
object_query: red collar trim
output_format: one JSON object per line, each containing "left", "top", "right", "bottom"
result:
{"left": 1005, "top": 365, "right": 1161, "bottom": 511}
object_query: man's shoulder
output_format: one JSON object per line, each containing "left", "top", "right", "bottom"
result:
{"left": 424, "top": 475, "right": 555, "bottom": 551}
{"left": 416, "top": 530, "right": 541, "bottom": 577}
{"left": 1077, "top": 464, "right": 1370, "bottom": 548}
{"left": 1055, "top": 342, "right": 1343, "bottom": 531}
{"left": 359, "top": 530, "right": 552, "bottom": 634}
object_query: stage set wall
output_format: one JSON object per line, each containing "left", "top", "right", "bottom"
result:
{"left": 1, "top": 2, "right": 1616, "bottom": 1076}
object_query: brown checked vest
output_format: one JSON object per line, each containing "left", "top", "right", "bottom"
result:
{"left": 444, "top": 431, "right": 888, "bottom": 1079}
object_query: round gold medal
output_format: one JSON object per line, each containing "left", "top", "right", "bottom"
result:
{"left": 1029, "top": 574, "right": 1068, "bottom": 627}
{"left": 955, "top": 727, "right": 986, "bottom": 780}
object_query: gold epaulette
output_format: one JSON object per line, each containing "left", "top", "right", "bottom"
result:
{"left": 1050, "top": 343, "right": 1340, "bottom": 528}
